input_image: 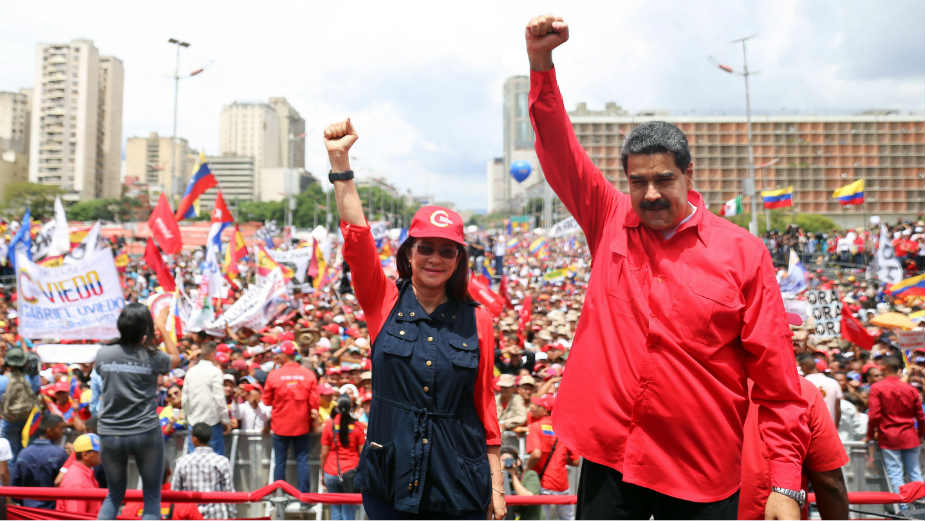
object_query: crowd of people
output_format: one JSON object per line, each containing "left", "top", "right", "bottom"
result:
{"left": 0, "top": 212, "right": 921, "bottom": 518}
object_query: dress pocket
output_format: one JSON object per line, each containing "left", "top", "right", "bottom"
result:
{"left": 379, "top": 323, "right": 418, "bottom": 357}
{"left": 356, "top": 440, "right": 396, "bottom": 501}
{"left": 450, "top": 454, "right": 491, "bottom": 513}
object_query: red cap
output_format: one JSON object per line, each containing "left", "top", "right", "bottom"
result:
{"left": 345, "top": 327, "right": 361, "bottom": 339}
{"left": 408, "top": 206, "right": 466, "bottom": 246}
{"left": 530, "top": 394, "right": 555, "bottom": 412}
{"left": 215, "top": 353, "right": 230, "bottom": 365}
{"left": 53, "top": 380, "right": 70, "bottom": 394}
{"left": 53, "top": 364, "right": 68, "bottom": 374}
{"left": 261, "top": 334, "right": 278, "bottom": 343}
{"left": 323, "top": 324, "right": 341, "bottom": 335}
{"left": 319, "top": 383, "right": 336, "bottom": 396}
{"left": 216, "top": 343, "right": 231, "bottom": 353}
{"left": 815, "top": 359, "right": 828, "bottom": 372}
{"left": 326, "top": 366, "right": 341, "bottom": 375}
{"left": 231, "top": 359, "right": 248, "bottom": 371}
{"left": 274, "top": 340, "right": 297, "bottom": 356}
{"left": 361, "top": 391, "right": 373, "bottom": 403}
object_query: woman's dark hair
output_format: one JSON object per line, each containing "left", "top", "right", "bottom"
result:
{"left": 336, "top": 395, "right": 354, "bottom": 448}
{"left": 396, "top": 237, "right": 472, "bottom": 303}
{"left": 116, "top": 302, "right": 156, "bottom": 352}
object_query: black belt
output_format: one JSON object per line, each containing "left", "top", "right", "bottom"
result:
{"left": 374, "top": 395, "right": 456, "bottom": 494}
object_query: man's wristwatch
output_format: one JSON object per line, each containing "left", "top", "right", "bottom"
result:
{"left": 771, "top": 486, "right": 807, "bottom": 507}
{"left": 328, "top": 170, "right": 354, "bottom": 183}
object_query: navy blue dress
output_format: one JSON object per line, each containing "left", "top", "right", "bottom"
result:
{"left": 355, "top": 280, "right": 491, "bottom": 516}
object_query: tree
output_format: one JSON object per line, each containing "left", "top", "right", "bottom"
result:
{"left": 0, "top": 182, "right": 64, "bottom": 221}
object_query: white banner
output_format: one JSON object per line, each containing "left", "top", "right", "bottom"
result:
{"left": 550, "top": 216, "right": 581, "bottom": 238}
{"left": 806, "top": 288, "right": 842, "bottom": 338}
{"left": 204, "top": 268, "right": 289, "bottom": 336}
{"left": 876, "top": 224, "right": 903, "bottom": 284}
{"left": 16, "top": 248, "right": 125, "bottom": 340}
{"left": 897, "top": 328, "right": 925, "bottom": 352}
{"left": 370, "top": 221, "right": 389, "bottom": 242}
{"left": 268, "top": 247, "right": 314, "bottom": 284}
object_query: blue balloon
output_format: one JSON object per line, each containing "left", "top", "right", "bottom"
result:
{"left": 510, "top": 160, "right": 532, "bottom": 183}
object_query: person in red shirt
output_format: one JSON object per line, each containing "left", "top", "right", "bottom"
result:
{"left": 262, "top": 340, "right": 319, "bottom": 494}
{"left": 320, "top": 395, "right": 366, "bottom": 520}
{"left": 122, "top": 466, "right": 204, "bottom": 520}
{"left": 525, "top": 15, "right": 809, "bottom": 520}
{"left": 56, "top": 434, "right": 102, "bottom": 516}
{"left": 866, "top": 355, "right": 925, "bottom": 505}
{"left": 740, "top": 378, "right": 849, "bottom": 519}
{"left": 525, "top": 394, "right": 579, "bottom": 520}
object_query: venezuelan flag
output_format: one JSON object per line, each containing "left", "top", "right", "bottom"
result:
{"left": 310, "top": 239, "right": 327, "bottom": 289}
{"left": 114, "top": 252, "right": 129, "bottom": 272}
{"left": 529, "top": 238, "right": 547, "bottom": 256}
{"left": 223, "top": 225, "right": 247, "bottom": 275}
{"left": 480, "top": 258, "right": 495, "bottom": 279}
{"left": 541, "top": 424, "right": 555, "bottom": 436}
{"left": 833, "top": 179, "right": 865, "bottom": 205}
{"left": 21, "top": 406, "right": 42, "bottom": 448}
{"left": 889, "top": 274, "right": 925, "bottom": 298}
{"left": 257, "top": 246, "right": 293, "bottom": 280}
{"left": 761, "top": 186, "right": 793, "bottom": 209}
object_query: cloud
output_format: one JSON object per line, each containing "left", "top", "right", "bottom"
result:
{"left": 2, "top": 0, "right": 922, "bottom": 211}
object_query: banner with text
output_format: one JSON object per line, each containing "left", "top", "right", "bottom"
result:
{"left": 204, "top": 268, "right": 289, "bottom": 336}
{"left": 550, "top": 216, "right": 581, "bottom": 238}
{"left": 268, "top": 247, "right": 313, "bottom": 284}
{"left": 806, "top": 288, "right": 842, "bottom": 338}
{"left": 16, "top": 248, "right": 124, "bottom": 340}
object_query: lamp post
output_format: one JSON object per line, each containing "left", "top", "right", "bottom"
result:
{"left": 717, "top": 34, "right": 758, "bottom": 236}
{"left": 167, "top": 38, "right": 190, "bottom": 203}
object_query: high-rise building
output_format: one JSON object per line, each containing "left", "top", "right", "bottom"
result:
{"left": 199, "top": 155, "right": 256, "bottom": 210}
{"left": 490, "top": 75, "right": 550, "bottom": 216}
{"left": 219, "top": 101, "right": 282, "bottom": 170}
{"left": 28, "top": 39, "right": 123, "bottom": 201}
{"left": 125, "top": 132, "right": 196, "bottom": 198}
{"left": 0, "top": 89, "right": 31, "bottom": 154}
{"left": 269, "top": 97, "right": 306, "bottom": 169}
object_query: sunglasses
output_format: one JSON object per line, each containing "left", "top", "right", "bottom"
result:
{"left": 415, "top": 242, "right": 459, "bottom": 260}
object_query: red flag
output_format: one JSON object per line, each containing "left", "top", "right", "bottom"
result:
{"left": 468, "top": 276, "right": 504, "bottom": 317}
{"left": 517, "top": 295, "right": 533, "bottom": 344}
{"left": 144, "top": 238, "right": 176, "bottom": 292}
{"left": 147, "top": 193, "right": 182, "bottom": 254}
{"left": 499, "top": 275, "right": 512, "bottom": 309}
{"left": 841, "top": 304, "right": 876, "bottom": 350}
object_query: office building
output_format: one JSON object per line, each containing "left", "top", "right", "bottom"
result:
{"left": 220, "top": 101, "right": 281, "bottom": 170}
{"left": 125, "top": 132, "right": 197, "bottom": 198}
{"left": 0, "top": 89, "right": 31, "bottom": 154}
{"left": 28, "top": 39, "right": 123, "bottom": 201}
{"left": 269, "top": 97, "right": 305, "bottom": 169}
{"left": 199, "top": 155, "right": 256, "bottom": 210}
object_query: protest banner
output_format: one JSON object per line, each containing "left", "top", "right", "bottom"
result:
{"left": 370, "top": 221, "right": 389, "bottom": 242}
{"left": 550, "top": 216, "right": 581, "bottom": 238}
{"left": 204, "top": 268, "right": 289, "bottom": 336}
{"left": 897, "top": 328, "right": 925, "bottom": 352}
{"left": 268, "top": 247, "right": 313, "bottom": 284}
{"left": 806, "top": 288, "right": 842, "bottom": 338}
{"left": 16, "top": 248, "right": 124, "bottom": 340}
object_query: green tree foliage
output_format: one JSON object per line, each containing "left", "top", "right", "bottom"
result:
{"left": 0, "top": 182, "right": 64, "bottom": 220}
{"left": 67, "top": 197, "right": 146, "bottom": 222}
{"left": 719, "top": 209, "right": 838, "bottom": 234}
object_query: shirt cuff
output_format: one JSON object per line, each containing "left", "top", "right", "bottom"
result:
{"left": 769, "top": 459, "right": 803, "bottom": 491}
{"left": 530, "top": 67, "right": 557, "bottom": 91}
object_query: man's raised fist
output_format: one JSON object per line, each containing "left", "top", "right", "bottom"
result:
{"left": 525, "top": 14, "right": 569, "bottom": 70}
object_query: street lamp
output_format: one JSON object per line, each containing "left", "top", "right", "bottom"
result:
{"left": 715, "top": 34, "right": 759, "bottom": 236}
{"left": 166, "top": 39, "right": 208, "bottom": 205}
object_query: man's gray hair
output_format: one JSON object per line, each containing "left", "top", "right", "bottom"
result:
{"left": 621, "top": 121, "right": 691, "bottom": 174}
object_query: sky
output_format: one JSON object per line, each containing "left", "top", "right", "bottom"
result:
{"left": 2, "top": 0, "right": 923, "bottom": 211}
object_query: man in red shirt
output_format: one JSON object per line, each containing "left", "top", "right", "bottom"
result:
{"left": 56, "top": 433, "right": 102, "bottom": 516}
{"left": 525, "top": 15, "right": 809, "bottom": 519}
{"left": 263, "top": 340, "right": 320, "bottom": 493}
{"left": 867, "top": 355, "right": 925, "bottom": 506}
{"left": 526, "top": 394, "right": 579, "bottom": 520}
{"left": 740, "top": 378, "right": 849, "bottom": 519}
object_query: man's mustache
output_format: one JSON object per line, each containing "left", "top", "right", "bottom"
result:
{"left": 640, "top": 198, "right": 670, "bottom": 211}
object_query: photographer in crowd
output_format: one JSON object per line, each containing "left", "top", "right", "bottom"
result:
{"left": 500, "top": 445, "right": 541, "bottom": 520}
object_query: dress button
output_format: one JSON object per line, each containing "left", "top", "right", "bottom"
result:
{"left": 422, "top": 438, "right": 429, "bottom": 445}
{"left": 399, "top": 330, "right": 405, "bottom": 336}
{"left": 398, "top": 312, "right": 404, "bottom": 317}
{"left": 462, "top": 342, "right": 468, "bottom": 347}
{"left": 409, "top": 312, "right": 415, "bottom": 317}
{"left": 425, "top": 360, "right": 432, "bottom": 367}
{"left": 423, "top": 386, "right": 430, "bottom": 393}
{"left": 427, "top": 336, "right": 434, "bottom": 342}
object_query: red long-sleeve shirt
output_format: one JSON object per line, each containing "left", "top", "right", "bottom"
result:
{"left": 262, "top": 361, "right": 319, "bottom": 436}
{"left": 867, "top": 374, "right": 925, "bottom": 449}
{"left": 529, "top": 67, "right": 809, "bottom": 500}
{"left": 340, "top": 221, "right": 501, "bottom": 446}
